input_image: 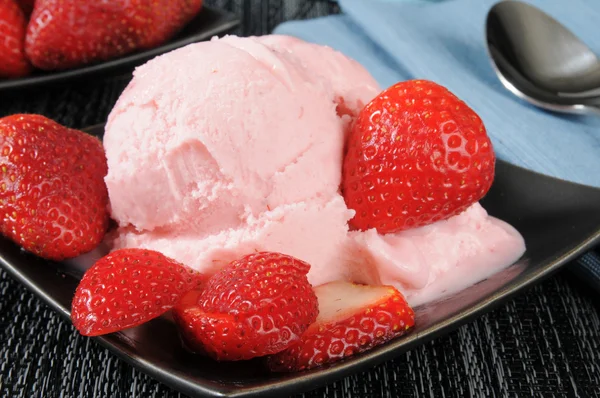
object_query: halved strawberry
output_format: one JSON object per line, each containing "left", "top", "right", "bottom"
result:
{"left": 0, "top": 114, "right": 108, "bottom": 260}
{"left": 267, "top": 281, "right": 415, "bottom": 372}
{"left": 0, "top": 0, "right": 32, "bottom": 78}
{"left": 71, "top": 248, "right": 205, "bottom": 336}
{"left": 342, "top": 80, "right": 495, "bottom": 233}
{"left": 172, "top": 252, "right": 319, "bottom": 361}
{"left": 25, "top": 0, "right": 203, "bottom": 70}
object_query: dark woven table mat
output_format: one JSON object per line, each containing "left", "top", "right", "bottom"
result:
{"left": 1, "top": 1, "right": 599, "bottom": 397}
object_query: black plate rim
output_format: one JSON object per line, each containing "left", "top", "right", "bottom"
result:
{"left": 87, "top": 216, "right": 600, "bottom": 397}
{"left": 0, "top": 6, "right": 239, "bottom": 91}
{"left": 0, "top": 124, "right": 598, "bottom": 397}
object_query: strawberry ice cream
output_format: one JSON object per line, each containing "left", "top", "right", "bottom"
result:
{"left": 103, "top": 35, "right": 525, "bottom": 306}
{"left": 347, "top": 203, "right": 524, "bottom": 306}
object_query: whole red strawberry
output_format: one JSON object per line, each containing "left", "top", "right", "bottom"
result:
{"left": 267, "top": 281, "right": 415, "bottom": 372}
{"left": 25, "top": 0, "right": 203, "bottom": 70}
{"left": 145, "top": 0, "right": 204, "bottom": 48}
{"left": 172, "top": 252, "right": 319, "bottom": 361}
{"left": 72, "top": 248, "right": 206, "bottom": 336}
{"left": 0, "top": 114, "right": 108, "bottom": 260}
{"left": 343, "top": 79, "right": 495, "bottom": 233}
{"left": 0, "top": 0, "right": 32, "bottom": 78}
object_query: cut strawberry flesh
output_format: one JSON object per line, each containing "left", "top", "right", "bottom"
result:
{"left": 267, "top": 281, "right": 415, "bottom": 372}
{"left": 316, "top": 281, "right": 397, "bottom": 322}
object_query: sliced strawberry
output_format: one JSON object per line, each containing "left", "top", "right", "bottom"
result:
{"left": 0, "top": 114, "right": 108, "bottom": 260}
{"left": 267, "top": 281, "right": 415, "bottom": 372}
{"left": 172, "top": 252, "right": 319, "bottom": 361}
{"left": 343, "top": 79, "right": 495, "bottom": 233}
{"left": 71, "top": 248, "right": 205, "bottom": 336}
{"left": 0, "top": 0, "right": 32, "bottom": 78}
{"left": 25, "top": 0, "right": 203, "bottom": 70}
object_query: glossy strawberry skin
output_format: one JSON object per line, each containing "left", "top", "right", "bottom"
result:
{"left": 267, "top": 282, "right": 415, "bottom": 372}
{"left": 144, "top": 0, "right": 204, "bottom": 48}
{"left": 0, "top": 114, "right": 109, "bottom": 260}
{"left": 0, "top": 0, "right": 32, "bottom": 78}
{"left": 25, "top": 0, "right": 203, "bottom": 70}
{"left": 343, "top": 79, "right": 495, "bottom": 233}
{"left": 72, "top": 248, "right": 205, "bottom": 336}
{"left": 172, "top": 252, "right": 319, "bottom": 361}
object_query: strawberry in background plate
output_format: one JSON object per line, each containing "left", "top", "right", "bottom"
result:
{"left": 267, "top": 281, "right": 415, "bottom": 372}
{"left": 0, "top": 0, "right": 32, "bottom": 78}
{"left": 343, "top": 80, "right": 495, "bottom": 233}
{"left": 25, "top": 0, "right": 203, "bottom": 70}
{"left": 173, "top": 252, "right": 319, "bottom": 361}
{"left": 0, "top": 114, "right": 108, "bottom": 260}
{"left": 72, "top": 248, "right": 206, "bottom": 336}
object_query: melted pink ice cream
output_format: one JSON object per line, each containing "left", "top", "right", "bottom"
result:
{"left": 103, "top": 35, "right": 525, "bottom": 306}
{"left": 346, "top": 203, "right": 524, "bottom": 306}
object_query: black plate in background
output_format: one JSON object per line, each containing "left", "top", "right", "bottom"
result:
{"left": 0, "top": 124, "right": 598, "bottom": 397}
{"left": 0, "top": 7, "right": 239, "bottom": 92}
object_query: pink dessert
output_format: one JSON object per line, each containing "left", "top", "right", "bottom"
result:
{"left": 346, "top": 203, "right": 524, "bottom": 306}
{"left": 103, "top": 35, "right": 525, "bottom": 307}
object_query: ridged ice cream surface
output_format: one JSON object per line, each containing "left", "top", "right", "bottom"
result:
{"left": 103, "top": 35, "right": 525, "bottom": 306}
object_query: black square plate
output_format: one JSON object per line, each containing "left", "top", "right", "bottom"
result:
{"left": 0, "top": 125, "right": 598, "bottom": 397}
{"left": 0, "top": 7, "right": 239, "bottom": 92}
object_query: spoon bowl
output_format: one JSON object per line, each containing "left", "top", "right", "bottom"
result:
{"left": 485, "top": 0, "right": 600, "bottom": 115}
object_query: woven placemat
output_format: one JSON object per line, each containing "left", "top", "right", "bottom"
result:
{"left": 0, "top": 1, "right": 598, "bottom": 396}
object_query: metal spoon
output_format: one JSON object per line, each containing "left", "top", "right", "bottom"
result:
{"left": 485, "top": 0, "right": 600, "bottom": 115}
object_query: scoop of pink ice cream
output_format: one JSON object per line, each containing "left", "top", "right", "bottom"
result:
{"left": 104, "top": 35, "right": 378, "bottom": 277}
{"left": 104, "top": 35, "right": 525, "bottom": 305}
{"left": 257, "top": 35, "right": 377, "bottom": 117}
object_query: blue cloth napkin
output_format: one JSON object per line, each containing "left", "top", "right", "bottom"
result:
{"left": 274, "top": 0, "right": 600, "bottom": 290}
{"left": 275, "top": 0, "right": 600, "bottom": 187}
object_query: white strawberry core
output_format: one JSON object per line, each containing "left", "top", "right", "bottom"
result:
{"left": 314, "top": 282, "right": 392, "bottom": 323}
